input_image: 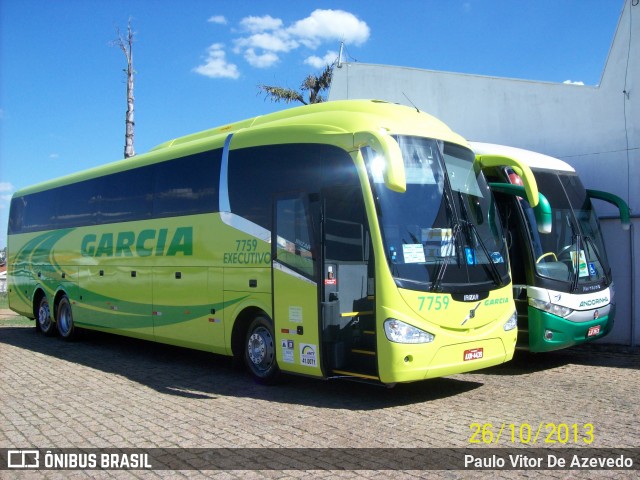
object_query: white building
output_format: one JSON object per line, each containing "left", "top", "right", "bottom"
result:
{"left": 329, "top": 0, "right": 639, "bottom": 346}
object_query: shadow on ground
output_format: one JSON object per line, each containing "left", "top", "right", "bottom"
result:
{"left": 0, "top": 326, "right": 486, "bottom": 410}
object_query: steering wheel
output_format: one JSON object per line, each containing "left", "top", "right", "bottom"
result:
{"left": 536, "top": 252, "right": 558, "bottom": 264}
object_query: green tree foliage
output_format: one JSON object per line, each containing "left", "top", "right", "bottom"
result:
{"left": 258, "top": 64, "right": 334, "bottom": 105}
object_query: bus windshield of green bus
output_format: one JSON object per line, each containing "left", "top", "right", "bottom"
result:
{"left": 523, "top": 170, "right": 611, "bottom": 287}
{"left": 364, "top": 136, "right": 509, "bottom": 292}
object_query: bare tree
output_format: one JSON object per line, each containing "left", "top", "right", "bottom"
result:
{"left": 258, "top": 63, "right": 334, "bottom": 105}
{"left": 113, "top": 19, "right": 136, "bottom": 158}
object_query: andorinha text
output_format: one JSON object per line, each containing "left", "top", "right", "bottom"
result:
{"left": 81, "top": 227, "right": 193, "bottom": 257}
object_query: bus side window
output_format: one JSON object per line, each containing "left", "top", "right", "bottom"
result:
{"left": 275, "top": 197, "right": 316, "bottom": 278}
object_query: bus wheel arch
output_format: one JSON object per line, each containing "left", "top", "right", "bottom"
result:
{"left": 33, "top": 289, "right": 56, "bottom": 336}
{"left": 54, "top": 291, "right": 76, "bottom": 340}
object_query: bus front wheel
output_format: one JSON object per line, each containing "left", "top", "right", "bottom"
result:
{"left": 36, "top": 295, "right": 56, "bottom": 336}
{"left": 56, "top": 295, "right": 76, "bottom": 340}
{"left": 244, "top": 316, "right": 280, "bottom": 385}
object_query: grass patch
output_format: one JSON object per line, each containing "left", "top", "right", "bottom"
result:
{"left": 1, "top": 315, "right": 33, "bottom": 327}
{"left": 0, "top": 293, "right": 34, "bottom": 327}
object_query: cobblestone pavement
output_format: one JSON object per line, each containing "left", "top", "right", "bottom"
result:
{"left": 0, "top": 321, "right": 638, "bottom": 479}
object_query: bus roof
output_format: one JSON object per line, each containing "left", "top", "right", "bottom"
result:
{"left": 151, "top": 99, "right": 466, "bottom": 150}
{"left": 14, "top": 100, "right": 467, "bottom": 197}
{"left": 470, "top": 142, "right": 575, "bottom": 173}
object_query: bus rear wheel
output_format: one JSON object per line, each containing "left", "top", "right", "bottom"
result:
{"left": 36, "top": 295, "right": 56, "bottom": 336}
{"left": 244, "top": 316, "right": 280, "bottom": 384}
{"left": 56, "top": 295, "right": 76, "bottom": 340}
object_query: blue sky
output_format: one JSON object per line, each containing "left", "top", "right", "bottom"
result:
{"left": 0, "top": 0, "right": 625, "bottom": 249}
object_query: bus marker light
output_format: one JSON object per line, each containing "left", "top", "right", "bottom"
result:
{"left": 544, "top": 329, "right": 554, "bottom": 340}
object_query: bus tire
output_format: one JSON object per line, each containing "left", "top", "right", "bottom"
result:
{"left": 56, "top": 295, "right": 76, "bottom": 340}
{"left": 36, "top": 295, "right": 56, "bottom": 336}
{"left": 244, "top": 316, "right": 280, "bottom": 385}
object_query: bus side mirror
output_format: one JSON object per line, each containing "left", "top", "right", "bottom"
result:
{"left": 354, "top": 131, "right": 406, "bottom": 193}
{"left": 476, "top": 154, "right": 539, "bottom": 207}
{"left": 489, "top": 183, "right": 552, "bottom": 234}
{"left": 586, "top": 189, "right": 631, "bottom": 230}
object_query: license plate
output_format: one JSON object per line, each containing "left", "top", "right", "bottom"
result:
{"left": 464, "top": 348, "right": 484, "bottom": 361}
{"left": 587, "top": 325, "right": 601, "bottom": 337}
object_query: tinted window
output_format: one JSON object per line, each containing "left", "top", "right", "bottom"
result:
{"left": 21, "top": 190, "right": 56, "bottom": 233}
{"left": 153, "top": 151, "right": 219, "bottom": 218}
{"left": 56, "top": 177, "right": 100, "bottom": 228}
{"left": 275, "top": 196, "right": 316, "bottom": 278}
{"left": 8, "top": 149, "right": 222, "bottom": 234}
{"left": 100, "top": 167, "right": 153, "bottom": 224}
{"left": 228, "top": 144, "right": 357, "bottom": 231}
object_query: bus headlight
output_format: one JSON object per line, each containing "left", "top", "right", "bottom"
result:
{"left": 528, "top": 298, "right": 573, "bottom": 318}
{"left": 503, "top": 311, "right": 518, "bottom": 331}
{"left": 384, "top": 319, "right": 435, "bottom": 344}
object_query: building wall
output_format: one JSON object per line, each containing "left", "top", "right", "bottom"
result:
{"left": 329, "top": 0, "right": 639, "bottom": 345}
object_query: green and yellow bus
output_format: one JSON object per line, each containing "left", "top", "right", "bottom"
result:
{"left": 472, "top": 142, "right": 630, "bottom": 352}
{"left": 8, "top": 100, "right": 539, "bottom": 385}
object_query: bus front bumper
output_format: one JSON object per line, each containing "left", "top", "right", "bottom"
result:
{"left": 526, "top": 306, "right": 614, "bottom": 353}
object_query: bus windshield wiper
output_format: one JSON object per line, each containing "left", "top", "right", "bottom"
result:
{"left": 456, "top": 191, "right": 504, "bottom": 287}
{"left": 465, "top": 220, "right": 504, "bottom": 287}
{"left": 570, "top": 234, "right": 582, "bottom": 292}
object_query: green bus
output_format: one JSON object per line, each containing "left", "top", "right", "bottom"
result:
{"left": 473, "top": 142, "right": 630, "bottom": 352}
{"left": 7, "top": 100, "right": 538, "bottom": 385}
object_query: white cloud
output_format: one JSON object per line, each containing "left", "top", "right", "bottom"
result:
{"left": 50, "top": 153, "right": 59, "bottom": 159}
{"left": 233, "top": 32, "right": 297, "bottom": 54}
{"left": 193, "top": 43, "right": 240, "bottom": 79}
{"left": 304, "top": 50, "right": 339, "bottom": 69}
{"left": 195, "top": 9, "right": 370, "bottom": 79}
{"left": 208, "top": 15, "right": 227, "bottom": 25}
{"left": 0, "top": 182, "right": 13, "bottom": 193}
{"left": 563, "top": 80, "right": 585, "bottom": 85}
{"left": 244, "top": 49, "right": 280, "bottom": 68}
{"left": 240, "top": 15, "right": 283, "bottom": 33}
{"left": 288, "top": 9, "right": 370, "bottom": 49}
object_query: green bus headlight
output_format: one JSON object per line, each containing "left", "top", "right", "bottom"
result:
{"left": 528, "top": 298, "right": 573, "bottom": 318}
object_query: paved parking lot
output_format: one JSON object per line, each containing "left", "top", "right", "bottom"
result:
{"left": 0, "top": 320, "right": 638, "bottom": 479}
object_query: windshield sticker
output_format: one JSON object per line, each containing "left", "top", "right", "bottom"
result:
{"left": 570, "top": 250, "right": 589, "bottom": 277}
{"left": 490, "top": 252, "right": 505, "bottom": 263}
{"left": 465, "top": 247, "right": 477, "bottom": 265}
{"left": 403, "top": 244, "right": 426, "bottom": 263}
{"left": 588, "top": 262, "right": 597, "bottom": 277}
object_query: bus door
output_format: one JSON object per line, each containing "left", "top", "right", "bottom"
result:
{"left": 320, "top": 186, "right": 377, "bottom": 381}
{"left": 272, "top": 194, "right": 323, "bottom": 377}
